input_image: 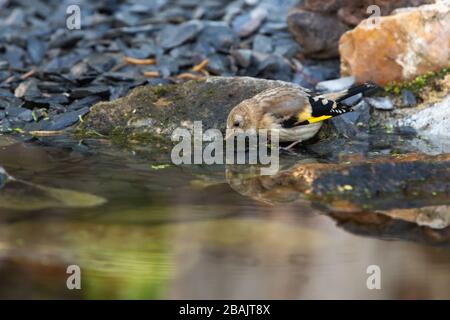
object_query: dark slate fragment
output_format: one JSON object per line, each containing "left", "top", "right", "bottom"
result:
{"left": 14, "top": 78, "right": 41, "bottom": 98}
{"left": 0, "top": 89, "right": 14, "bottom": 98}
{"left": 37, "top": 81, "right": 72, "bottom": 94}
{"left": 5, "top": 45, "right": 25, "bottom": 69}
{"left": 259, "top": 21, "right": 288, "bottom": 34}
{"left": 5, "top": 106, "right": 29, "bottom": 117}
{"left": 42, "top": 107, "right": 90, "bottom": 131}
{"left": 86, "top": 54, "right": 117, "bottom": 74}
{"left": 122, "top": 41, "right": 161, "bottom": 60}
{"left": 273, "top": 37, "right": 301, "bottom": 58}
{"left": 401, "top": 89, "right": 417, "bottom": 108}
{"left": 256, "top": 54, "right": 292, "bottom": 82}
{"left": 23, "top": 94, "right": 70, "bottom": 109}
{"left": 70, "top": 86, "right": 110, "bottom": 99}
{"left": 17, "top": 109, "right": 34, "bottom": 122}
{"left": 329, "top": 101, "right": 371, "bottom": 138}
{"left": 0, "top": 119, "right": 12, "bottom": 133}
{"left": 68, "top": 96, "right": 102, "bottom": 111}
{"left": 231, "top": 49, "right": 253, "bottom": 68}
{"left": 232, "top": 7, "right": 267, "bottom": 38}
{"left": 156, "top": 55, "right": 179, "bottom": 78}
{"left": 157, "top": 20, "right": 203, "bottom": 49}
{"left": 0, "top": 96, "right": 24, "bottom": 109}
{"left": 0, "top": 71, "right": 11, "bottom": 82}
{"left": 48, "top": 30, "right": 84, "bottom": 49}
{"left": 253, "top": 34, "right": 272, "bottom": 53}
{"left": 159, "top": 7, "right": 193, "bottom": 23}
{"left": 27, "top": 38, "right": 47, "bottom": 65}
{"left": 205, "top": 54, "right": 229, "bottom": 75}
{"left": 197, "top": 23, "right": 238, "bottom": 53}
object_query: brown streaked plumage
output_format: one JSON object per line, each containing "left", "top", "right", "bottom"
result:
{"left": 226, "top": 83, "right": 377, "bottom": 148}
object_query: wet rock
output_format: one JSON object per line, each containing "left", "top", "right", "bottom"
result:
{"left": 340, "top": 1, "right": 450, "bottom": 85}
{"left": 157, "top": 20, "right": 203, "bottom": 49}
{"left": 365, "top": 97, "right": 394, "bottom": 111}
{"left": 226, "top": 153, "right": 450, "bottom": 214}
{"left": 377, "top": 205, "right": 450, "bottom": 230}
{"left": 78, "top": 77, "right": 305, "bottom": 138}
{"left": 328, "top": 100, "right": 370, "bottom": 138}
{"left": 287, "top": 9, "right": 349, "bottom": 59}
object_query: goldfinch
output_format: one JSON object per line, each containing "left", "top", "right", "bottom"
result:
{"left": 226, "top": 83, "right": 377, "bottom": 148}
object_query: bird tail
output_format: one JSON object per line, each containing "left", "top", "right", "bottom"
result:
{"left": 323, "top": 83, "right": 379, "bottom": 103}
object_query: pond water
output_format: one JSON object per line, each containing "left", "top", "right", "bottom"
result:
{"left": 0, "top": 135, "right": 449, "bottom": 299}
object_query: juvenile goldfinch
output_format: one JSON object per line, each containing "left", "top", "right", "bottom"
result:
{"left": 226, "top": 83, "right": 376, "bottom": 148}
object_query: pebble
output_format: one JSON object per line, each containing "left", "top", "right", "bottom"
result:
{"left": 365, "top": 97, "right": 395, "bottom": 111}
{"left": 42, "top": 107, "right": 90, "bottom": 131}
{"left": 232, "top": 7, "right": 267, "bottom": 38}
{"left": 253, "top": 34, "right": 273, "bottom": 53}
{"left": 316, "top": 76, "right": 355, "bottom": 92}
{"left": 401, "top": 89, "right": 417, "bottom": 108}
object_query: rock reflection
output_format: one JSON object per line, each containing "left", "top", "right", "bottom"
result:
{"left": 225, "top": 153, "right": 450, "bottom": 244}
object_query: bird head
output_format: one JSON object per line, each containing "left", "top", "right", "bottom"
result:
{"left": 225, "top": 100, "right": 257, "bottom": 140}
{"left": 226, "top": 99, "right": 258, "bottom": 129}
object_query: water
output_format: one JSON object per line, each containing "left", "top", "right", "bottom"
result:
{"left": 0, "top": 136, "right": 449, "bottom": 299}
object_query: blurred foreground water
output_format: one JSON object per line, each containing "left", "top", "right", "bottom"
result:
{"left": 0, "top": 135, "right": 449, "bottom": 299}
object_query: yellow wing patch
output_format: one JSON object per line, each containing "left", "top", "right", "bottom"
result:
{"left": 305, "top": 115, "right": 332, "bottom": 123}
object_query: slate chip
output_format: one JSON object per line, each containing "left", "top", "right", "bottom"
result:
{"left": 157, "top": 20, "right": 203, "bottom": 49}
{"left": 27, "top": 38, "right": 47, "bottom": 65}
{"left": 14, "top": 78, "right": 41, "bottom": 98}
{"left": 70, "top": 86, "right": 110, "bottom": 99}
{"left": 42, "top": 107, "right": 90, "bottom": 131}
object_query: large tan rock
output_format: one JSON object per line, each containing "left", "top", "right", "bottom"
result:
{"left": 340, "top": 0, "right": 450, "bottom": 85}
{"left": 287, "top": 0, "right": 430, "bottom": 59}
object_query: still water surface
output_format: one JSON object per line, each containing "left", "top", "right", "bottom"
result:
{"left": 0, "top": 136, "right": 449, "bottom": 299}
